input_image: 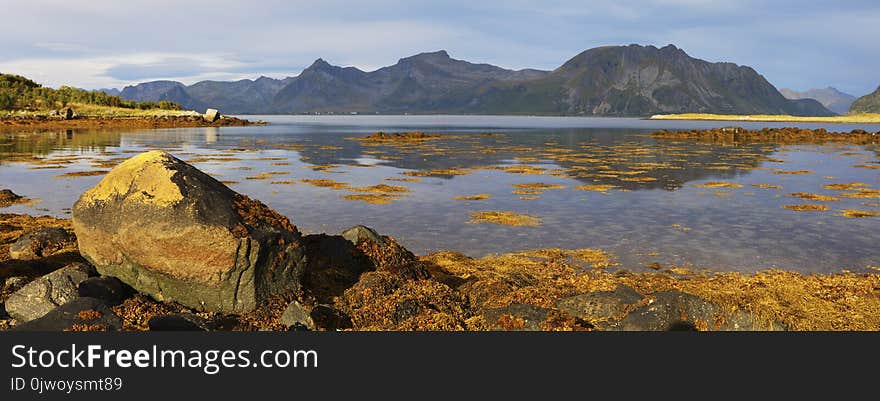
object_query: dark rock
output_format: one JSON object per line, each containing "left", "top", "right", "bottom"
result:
{"left": 148, "top": 313, "right": 209, "bottom": 331}
{"left": 77, "top": 276, "right": 134, "bottom": 306}
{"left": 13, "top": 297, "right": 122, "bottom": 331}
{"left": 72, "top": 151, "right": 307, "bottom": 313}
{"left": 555, "top": 285, "right": 643, "bottom": 323}
{"left": 280, "top": 300, "right": 314, "bottom": 330}
{"left": 482, "top": 303, "right": 550, "bottom": 331}
{"left": 8, "top": 227, "right": 76, "bottom": 260}
{"left": 5, "top": 263, "right": 96, "bottom": 322}
{"left": 341, "top": 225, "right": 384, "bottom": 246}
{"left": 310, "top": 305, "right": 352, "bottom": 330}
{"left": 617, "top": 291, "right": 717, "bottom": 331}
{"left": 0, "top": 189, "right": 26, "bottom": 207}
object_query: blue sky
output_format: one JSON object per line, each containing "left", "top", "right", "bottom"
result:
{"left": 1, "top": 0, "right": 878, "bottom": 96}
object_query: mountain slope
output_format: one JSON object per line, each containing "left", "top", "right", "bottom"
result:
{"left": 849, "top": 85, "right": 880, "bottom": 113}
{"left": 780, "top": 87, "right": 856, "bottom": 115}
{"left": 117, "top": 45, "right": 832, "bottom": 117}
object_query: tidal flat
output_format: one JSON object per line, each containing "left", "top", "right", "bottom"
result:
{"left": 1, "top": 115, "right": 878, "bottom": 274}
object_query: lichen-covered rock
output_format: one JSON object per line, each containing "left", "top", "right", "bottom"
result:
{"left": 9, "top": 226, "right": 77, "bottom": 260}
{"left": 72, "top": 151, "right": 307, "bottom": 313}
{"left": 5, "top": 263, "right": 96, "bottom": 322}
{"left": 280, "top": 300, "right": 314, "bottom": 330}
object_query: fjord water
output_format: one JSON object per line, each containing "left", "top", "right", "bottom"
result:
{"left": 1, "top": 115, "right": 878, "bottom": 273}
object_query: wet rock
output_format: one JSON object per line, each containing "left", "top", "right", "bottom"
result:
{"left": 0, "top": 189, "right": 25, "bottom": 207}
{"left": 482, "top": 304, "right": 550, "bottom": 331}
{"left": 203, "top": 108, "right": 220, "bottom": 122}
{"left": 148, "top": 313, "right": 209, "bottom": 331}
{"left": 616, "top": 291, "right": 718, "bottom": 331}
{"left": 310, "top": 305, "right": 352, "bottom": 330}
{"left": 5, "top": 263, "right": 96, "bottom": 322}
{"left": 281, "top": 300, "right": 314, "bottom": 330}
{"left": 341, "top": 225, "right": 384, "bottom": 246}
{"left": 61, "top": 107, "right": 75, "bottom": 120}
{"left": 13, "top": 297, "right": 122, "bottom": 331}
{"left": 72, "top": 151, "right": 307, "bottom": 313}
{"left": 9, "top": 226, "right": 77, "bottom": 260}
{"left": 77, "top": 276, "right": 134, "bottom": 306}
{"left": 303, "top": 228, "right": 422, "bottom": 302}
{"left": 555, "top": 285, "right": 643, "bottom": 323}
{"left": 615, "top": 290, "right": 787, "bottom": 331}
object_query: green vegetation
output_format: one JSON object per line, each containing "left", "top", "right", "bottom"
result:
{"left": 850, "top": 86, "right": 880, "bottom": 114}
{"left": 0, "top": 73, "right": 179, "bottom": 112}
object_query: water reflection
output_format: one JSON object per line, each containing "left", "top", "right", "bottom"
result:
{"left": 0, "top": 116, "right": 878, "bottom": 274}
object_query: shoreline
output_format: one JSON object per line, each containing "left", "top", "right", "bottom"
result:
{"left": 0, "top": 115, "right": 263, "bottom": 131}
{"left": 1, "top": 209, "right": 878, "bottom": 331}
{"left": 650, "top": 113, "right": 880, "bottom": 124}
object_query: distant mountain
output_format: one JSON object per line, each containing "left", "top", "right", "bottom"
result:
{"left": 97, "top": 88, "right": 121, "bottom": 96}
{"left": 780, "top": 87, "right": 856, "bottom": 115}
{"left": 117, "top": 45, "right": 833, "bottom": 117}
{"left": 849, "top": 85, "right": 880, "bottom": 114}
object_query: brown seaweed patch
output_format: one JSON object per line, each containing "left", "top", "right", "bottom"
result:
{"left": 773, "top": 170, "right": 812, "bottom": 175}
{"left": 823, "top": 183, "right": 869, "bottom": 191}
{"left": 403, "top": 168, "right": 471, "bottom": 177}
{"left": 454, "top": 194, "right": 491, "bottom": 201}
{"left": 300, "top": 179, "right": 350, "bottom": 190}
{"left": 788, "top": 192, "right": 840, "bottom": 202}
{"left": 342, "top": 194, "right": 399, "bottom": 204}
{"left": 839, "top": 189, "right": 880, "bottom": 199}
{"left": 385, "top": 177, "right": 422, "bottom": 183}
{"left": 468, "top": 211, "right": 542, "bottom": 226}
{"left": 782, "top": 204, "right": 829, "bottom": 212}
{"left": 751, "top": 184, "right": 781, "bottom": 189}
{"left": 838, "top": 209, "right": 880, "bottom": 218}
{"left": 54, "top": 170, "right": 109, "bottom": 178}
{"left": 349, "top": 184, "right": 411, "bottom": 194}
{"left": 575, "top": 184, "right": 618, "bottom": 192}
{"left": 512, "top": 183, "right": 566, "bottom": 191}
{"left": 691, "top": 181, "right": 743, "bottom": 189}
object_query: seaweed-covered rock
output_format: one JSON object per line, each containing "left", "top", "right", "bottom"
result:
{"left": 0, "top": 189, "right": 26, "bottom": 207}
{"left": 555, "top": 285, "right": 643, "bottom": 323}
{"left": 482, "top": 304, "right": 550, "bottom": 331}
{"left": 5, "top": 263, "right": 96, "bottom": 322}
{"left": 72, "top": 151, "right": 307, "bottom": 313}
{"left": 9, "top": 226, "right": 77, "bottom": 260}
{"left": 616, "top": 291, "right": 716, "bottom": 331}
{"left": 14, "top": 297, "right": 122, "bottom": 331}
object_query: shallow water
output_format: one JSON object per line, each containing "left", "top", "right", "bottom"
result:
{"left": 1, "top": 115, "right": 878, "bottom": 273}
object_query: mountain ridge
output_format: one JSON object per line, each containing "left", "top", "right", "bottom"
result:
{"left": 849, "top": 85, "right": 880, "bottom": 114}
{"left": 116, "top": 45, "right": 833, "bottom": 117}
{"left": 780, "top": 87, "right": 856, "bottom": 115}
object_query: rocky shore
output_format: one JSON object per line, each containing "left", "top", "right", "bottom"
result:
{"left": 651, "top": 126, "right": 880, "bottom": 145}
{"left": 1, "top": 151, "right": 878, "bottom": 331}
{"left": 0, "top": 110, "right": 261, "bottom": 131}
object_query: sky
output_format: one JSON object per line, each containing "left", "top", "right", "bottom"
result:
{"left": 1, "top": 0, "right": 878, "bottom": 96}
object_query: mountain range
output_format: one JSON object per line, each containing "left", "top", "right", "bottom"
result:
{"left": 114, "top": 44, "right": 834, "bottom": 117}
{"left": 779, "top": 87, "right": 856, "bottom": 115}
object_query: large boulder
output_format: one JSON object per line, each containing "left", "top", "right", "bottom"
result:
{"left": 72, "top": 151, "right": 307, "bottom": 313}
{"left": 5, "top": 263, "right": 96, "bottom": 322}
{"left": 203, "top": 108, "right": 220, "bottom": 122}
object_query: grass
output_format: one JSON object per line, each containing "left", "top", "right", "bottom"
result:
{"left": 649, "top": 113, "right": 880, "bottom": 124}
{"left": 7, "top": 103, "right": 199, "bottom": 118}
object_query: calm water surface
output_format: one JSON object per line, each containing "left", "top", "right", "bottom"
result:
{"left": 1, "top": 115, "right": 878, "bottom": 273}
